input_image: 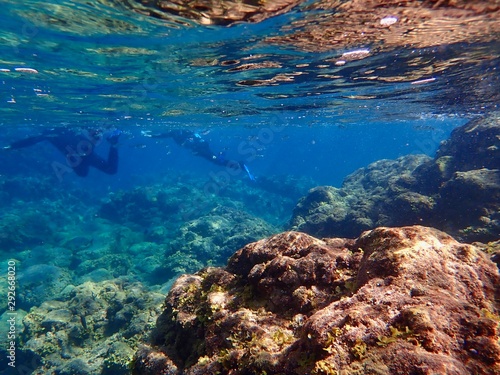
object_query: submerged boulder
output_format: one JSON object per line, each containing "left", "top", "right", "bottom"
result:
{"left": 291, "top": 113, "right": 500, "bottom": 243}
{"left": 17, "top": 264, "right": 72, "bottom": 311}
{"left": 163, "top": 205, "right": 278, "bottom": 276}
{"left": 20, "top": 279, "right": 164, "bottom": 375}
{"left": 132, "top": 226, "right": 500, "bottom": 375}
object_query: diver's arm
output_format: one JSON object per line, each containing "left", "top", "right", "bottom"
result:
{"left": 142, "top": 130, "right": 176, "bottom": 139}
{"left": 4, "top": 135, "right": 47, "bottom": 150}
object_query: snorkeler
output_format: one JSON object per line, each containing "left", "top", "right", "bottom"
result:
{"left": 144, "top": 129, "right": 256, "bottom": 181}
{"left": 3, "top": 128, "right": 121, "bottom": 178}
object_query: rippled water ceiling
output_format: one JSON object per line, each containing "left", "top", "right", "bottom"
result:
{"left": 2, "top": 0, "right": 499, "bottom": 126}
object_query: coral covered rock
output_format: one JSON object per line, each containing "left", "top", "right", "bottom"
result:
{"left": 435, "top": 114, "right": 500, "bottom": 172}
{"left": 20, "top": 279, "right": 164, "bottom": 375}
{"left": 164, "top": 205, "right": 278, "bottom": 276}
{"left": 290, "top": 155, "right": 433, "bottom": 238}
{"left": 98, "top": 173, "right": 310, "bottom": 229}
{"left": 291, "top": 113, "right": 500, "bottom": 243}
{"left": 17, "top": 264, "right": 72, "bottom": 310}
{"left": 132, "top": 227, "right": 500, "bottom": 375}
{"left": 98, "top": 183, "right": 192, "bottom": 227}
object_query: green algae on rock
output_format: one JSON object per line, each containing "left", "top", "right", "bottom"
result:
{"left": 132, "top": 226, "right": 500, "bottom": 374}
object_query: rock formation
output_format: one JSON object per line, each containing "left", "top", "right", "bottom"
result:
{"left": 19, "top": 279, "right": 164, "bottom": 375}
{"left": 165, "top": 206, "right": 278, "bottom": 275}
{"left": 291, "top": 113, "right": 500, "bottom": 243}
{"left": 132, "top": 226, "right": 500, "bottom": 374}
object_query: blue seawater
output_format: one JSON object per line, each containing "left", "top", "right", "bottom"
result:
{"left": 0, "top": 1, "right": 498, "bottom": 373}
{"left": 0, "top": 1, "right": 497, "bottom": 279}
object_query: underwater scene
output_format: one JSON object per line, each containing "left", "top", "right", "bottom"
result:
{"left": 0, "top": 0, "right": 499, "bottom": 374}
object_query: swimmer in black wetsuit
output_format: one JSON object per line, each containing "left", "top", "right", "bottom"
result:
{"left": 144, "top": 129, "right": 255, "bottom": 181}
{"left": 3, "top": 128, "right": 121, "bottom": 177}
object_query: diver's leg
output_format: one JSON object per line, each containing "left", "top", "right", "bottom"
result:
{"left": 5, "top": 135, "right": 46, "bottom": 150}
{"left": 73, "top": 162, "right": 90, "bottom": 177}
{"left": 86, "top": 146, "right": 118, "bottom": 175}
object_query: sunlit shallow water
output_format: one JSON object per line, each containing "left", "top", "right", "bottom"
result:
{"left": 1, "top": 0, "right": 497, "bottom": 187}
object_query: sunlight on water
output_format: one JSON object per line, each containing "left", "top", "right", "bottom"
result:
{"left": 0, "top": 0, "right": 498, "bottom": 127}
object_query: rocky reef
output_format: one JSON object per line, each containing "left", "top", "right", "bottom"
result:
{"left": 132, "top": 226, "right": 500, "bottom": 375}
{"left": 164, "top": 206, "right": 278, "bottom": 276}
{"left": 98, "top": 174, "right": 311, "bottom": 229}
{"left": 17, "top": 279, "right": 164, "bottom": 375}
{"left": 291, "top": 113, "right": 500, "bottom": 243}
{"left": 96, "top": 176, "right": 292, "bottom": 283}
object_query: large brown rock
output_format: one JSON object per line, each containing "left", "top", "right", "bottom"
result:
{"left": 132, "top": 227, "right": 500, "bottom": 375}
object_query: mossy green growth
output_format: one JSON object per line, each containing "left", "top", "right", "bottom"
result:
{"left": 271, "top": 328, "right": 294, "bottom": 347}
{"left": 209, "top": 284, "right": 226, "bottom": 293}
{"left": 344, "top": 280, "right": 357, "bottom": 294}
{"left": 218, "top": 348, "right": 231, "bottom": 369}
{"left": 38, "top": 341, "right": 59, "bottom": 356}
{"left": 376, "top": 326, "right": 417, "bottom": 347}
{"left": 177, "top": 281, "right": 201, "bottom": 309}
{"left": 312, "top": 359, "right": 338, "bottom": 374}
{"left": 196, "top": 355, "right": 211, "bottom": 366}
{"left": 103, "top": 353, "right": 133, "bottom": 375}
{"left": 350, "top": 339, "right": 367, "bottom": 359}
{"left": 481, "top": 308, "right": 500, "bottom": 322}
{"left": 323, "top": 328, "right": 341, "bottom": 354}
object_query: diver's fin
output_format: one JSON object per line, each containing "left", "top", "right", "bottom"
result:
{"left": 242, "top": 163, "right": 256, "bottom": 182}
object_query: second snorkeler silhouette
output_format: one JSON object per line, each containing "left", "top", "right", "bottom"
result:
{"left": 145, "top": 129, "right": 255, "bottom": 181}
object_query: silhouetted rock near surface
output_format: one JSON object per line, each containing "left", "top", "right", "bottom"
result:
{"left": 118, "top": 0, "right": 500, "bottom": 49}
{"left": 291, "top": 113, "right": 500, "bottom": 243}
{"left": 132, "top": 227, "right": 500, "bottom": 375}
